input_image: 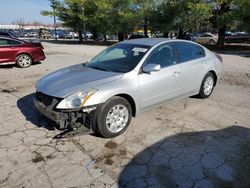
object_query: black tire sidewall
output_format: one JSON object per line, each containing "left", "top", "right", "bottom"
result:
{"left": 209, "top": 39, "right": 215, "bottom": 44}
{"left": 199, "top": 72, "right": 215, "bottom": 99}
{"left": 96, "top": 96, "right": 132, "bottom": 138}
{"left": 16, "top": 54, "right": 32, "bottom": 68}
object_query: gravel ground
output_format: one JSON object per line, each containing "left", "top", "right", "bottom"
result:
{"left": 0, "top": 42, "right": 250, "bottom": 188}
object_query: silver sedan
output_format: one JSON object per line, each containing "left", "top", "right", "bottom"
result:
{"left": 35, "top": 38, "right": 222, "bottom": 138}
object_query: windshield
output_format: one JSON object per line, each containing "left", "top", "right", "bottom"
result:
{"left": 85, "top": 43, "right": 150, "bottom": 73}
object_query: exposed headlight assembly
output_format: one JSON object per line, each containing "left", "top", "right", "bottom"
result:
{"left": 56, "top": 89, "right": 97, "bottom": 109}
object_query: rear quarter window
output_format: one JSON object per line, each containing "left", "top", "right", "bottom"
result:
{"left": 176, "top": 42, "right": 205, "bottom": 63}
{"left": 0, "top": 39, "right": 9, "bottom": 46}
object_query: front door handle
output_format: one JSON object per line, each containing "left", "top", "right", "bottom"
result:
{"left": 173, "top": 71, "right": 180, "bottom": 77}
{"left": 202, "top": 62, "right": 207, "bottom": 66}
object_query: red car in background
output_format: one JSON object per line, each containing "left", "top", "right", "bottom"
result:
{"left": 0, "top": 37, "right": 45, "bottom": 68}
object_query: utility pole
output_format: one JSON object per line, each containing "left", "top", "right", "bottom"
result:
{"left": 51, "top": 0, "right": 57, "bottom": 40}
{"left": 82, "top": 3, "right": 87, "bottom": 42}
{"left": 83, "top": 23, "right": 87, "bottom": 42}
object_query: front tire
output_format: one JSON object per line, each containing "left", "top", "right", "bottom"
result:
{"left": 198, "top": 72, "right": 215, "bottom": 99}
{"left": 16, "top": 54, "right": 32, "bottom": 68}
{"left": 94, "top": 96, "right": 132, "bottom": 138}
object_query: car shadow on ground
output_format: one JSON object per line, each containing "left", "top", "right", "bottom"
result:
{"left": 118, "top": 126, "right": 250, "bottom": 188}
{"left": 0, "top": 65, "right": 15, "bottom": 69}
{"left": 0, "top": 62, "right": 42, "bottom": 69}
{"left": 17, "top": 93, "right": 58, "bottom": 131}
{"left": 32, "top": 61, "right": 42, "bottom": 66}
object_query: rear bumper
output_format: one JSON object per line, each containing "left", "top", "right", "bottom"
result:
{"left": 36, "top": 55, "right": 46, "bottom": 62}
{"left": 32, "top": 48, "right": 46, "bottom": 62}
{"left": 33, "top": 54, "right": 46, "bottom": 62}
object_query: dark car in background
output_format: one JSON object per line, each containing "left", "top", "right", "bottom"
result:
{"left": 0, "top": 36, "right": 45, "bottom": 68}
{"left": 128, "top": 34, "right": 148, "bottom": 40}
{"left": 0, "top": 30, "right": 18, "bottom": 38}
{"left": 225, "top": 32, "right": 250, "bottom": 44}
{"left": 50, "top": 30, "right": 67, "bottom": 39}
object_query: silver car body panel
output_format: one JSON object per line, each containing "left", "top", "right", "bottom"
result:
{"left": 36, "top": 64, "right": 123, "bottom": 98}
{"left": 36, "top": 39, "right": 222, "bottom": 116}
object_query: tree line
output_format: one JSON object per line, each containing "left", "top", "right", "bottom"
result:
{"left": 41, "top": 0, "right": 250, "bottom": 45}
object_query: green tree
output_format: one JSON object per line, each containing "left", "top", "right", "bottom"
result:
{"left": 59, "top": 0, "right": 87, "bottom": 42}
{"left": 41, "top": 0, "right": 61, "bottom": 40}
{"left": 132, "top": 0, "right": 162, "bottom": 37}
{"left": 88, "top": 0, "right": 137, "bottom": 41}
{"left": 148, "top": 1, "right": 176, "bottom": 37}
{"left": 108, "top": 0, "right": 139, "bottom": 41}
{"left": 209, "top": 0, "right": 235, "bottom": 46}
{"left": 41, "top": 0, "right": 61, "bottom": 17}
{"left": 42, "top": 0, "right": 138, "bottom": 42}
{"left": 84, "top": 0, "right": 108, "bottom": 41}
{"left": 149, "top": 0, "right": 212, "bottom": 38}
{"left": 42, "top": 0, "right": 87, "bottom": 42}
{"left": 235, "top": 0, "right": 250, "bottom": 32}
{"left": 175, "top": 1, "right": 211, "bottom": 38}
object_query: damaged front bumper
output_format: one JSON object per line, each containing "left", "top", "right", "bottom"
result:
{"left": 34, "top": 92, "right": 98, "bottom": 130}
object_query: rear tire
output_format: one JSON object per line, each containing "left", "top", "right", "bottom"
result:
{"left": 209, "top": 39, "right": 215, "bottom": 44}
{"left": 16, "top": 54, "right": 32, "bottom": 68}
{"left": 94, "top": 96, "right": 132, "bottom": 138}
{"left": 198, "top": 72, "right": 215, "bottom": 99}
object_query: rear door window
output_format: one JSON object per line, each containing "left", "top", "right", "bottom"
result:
{"left": 8, "top": 40, "right": 22, "bottom": 45}
{"left": 0, "top": 39, "right": 22, "bottom": 46}
{"left": 176, "top": 42, "right": 205, "bottom": 63}
{"left": 0, "top": 39, "right": 9, "bottom": 46}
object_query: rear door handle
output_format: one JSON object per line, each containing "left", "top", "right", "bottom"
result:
{"left": 173, "top": 71, "right": 180, "bottom": 77}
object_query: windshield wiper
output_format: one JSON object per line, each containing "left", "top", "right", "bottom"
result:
{"left": 89, "top": 66, "right": 108, "bottom": 72}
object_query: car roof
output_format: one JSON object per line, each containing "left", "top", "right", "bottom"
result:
{"left": 0, "top": 36, "right": 15, "bottom": 40}
{"left": 0, "top": 30, "right": 17, "bottom": 36}
{"left": 0, "top": 36, "right": 26, "bottom": 42}
{"left": 204, "top": 32, "right": 217, "bottom": 36}
{"left": 0, "top": 30, "right": 10, "bottom": 34}
{"left": 121, "top": 38, "right": 169, "bottom": 47}
{"left": 0, "top": 31, "right": 12, "bottom": 37}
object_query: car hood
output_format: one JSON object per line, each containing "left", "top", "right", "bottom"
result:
{"left": 36, "top": 64, "right": 123, "bottom": 98}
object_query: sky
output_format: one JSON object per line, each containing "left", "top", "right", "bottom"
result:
{"left": 0, "top": 0, "right": 53, "bottom": 24}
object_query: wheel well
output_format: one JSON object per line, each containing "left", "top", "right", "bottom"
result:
{"left": 16, "top": 53, "right": 33, "bottom": 62}
{"left": 209, "top": 70, "right": 217, "bottom": 86}
{"left": 115, "top": 94, "right": 136, "bottom": 117}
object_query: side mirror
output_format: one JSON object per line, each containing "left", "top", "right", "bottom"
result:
{"left": 143, "top": 64, "right": 161, "bottom": 73}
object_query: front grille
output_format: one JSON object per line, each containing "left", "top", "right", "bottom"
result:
{"left": 36, "top": 91, "right": 61, "bottom": 107}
